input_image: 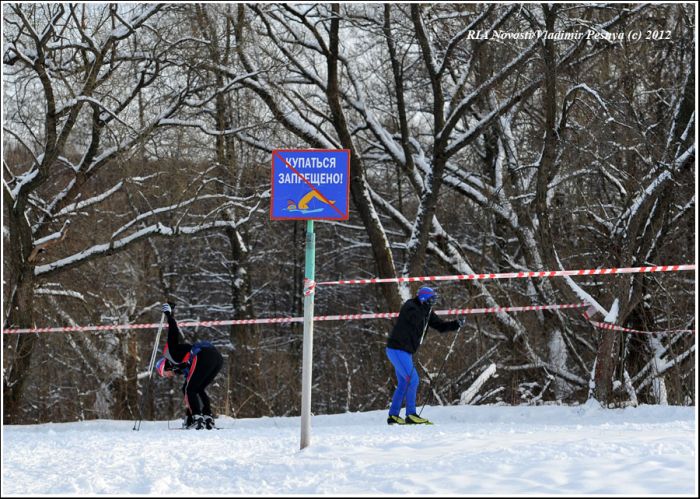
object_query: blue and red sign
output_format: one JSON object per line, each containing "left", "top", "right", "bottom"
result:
{"left": 271, "top": 149, "right": 351, "bottom": 220}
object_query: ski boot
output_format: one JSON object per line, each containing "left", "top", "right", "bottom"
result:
{"left": 405, "top": 413, "right": 433, "bottom": 425}
{"left": 387, "top": 415, "right": 406, "bottom": 425}
{"left": 193, "top": 415, "right": 205, "bottom": 430}
{"left": 204, "top": 415, "right": 215, "bottom": 430}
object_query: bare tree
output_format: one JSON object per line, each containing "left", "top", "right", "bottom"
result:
{"left": 2, "top": 3, "right": 256, "bottom": 421}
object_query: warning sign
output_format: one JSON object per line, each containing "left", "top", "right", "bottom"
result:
{"left": 271, "top": 149, "right": 350, "bottom": 220}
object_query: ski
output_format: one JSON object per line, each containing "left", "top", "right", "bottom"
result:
{"left": 169, "top": 426, "right": 228, "bottom": 430}
{"left": 389, "top": 421, "right": 434, "bottom": 426}
{"left": 168, "top": 419, "right": 229, "bottom": 430}
{"left": 388, "top": 415, "right": 434, "bottom": 426}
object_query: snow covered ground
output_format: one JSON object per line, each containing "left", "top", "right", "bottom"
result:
{"left": 2, "top": 402, "right": 696, "bottom": 496}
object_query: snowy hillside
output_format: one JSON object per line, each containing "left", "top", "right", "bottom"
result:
{"left": 2, "top": 403, "right": 696, "bottom": 495}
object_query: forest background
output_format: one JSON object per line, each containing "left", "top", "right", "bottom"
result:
{"left": 2, "top": 2, "right": 696, "bottom": 425}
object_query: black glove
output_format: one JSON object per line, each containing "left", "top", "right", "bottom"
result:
{"left": 457, "top": 317, "right": 466, "bottom": 328}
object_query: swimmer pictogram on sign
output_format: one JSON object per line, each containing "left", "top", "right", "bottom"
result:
{"left": 271, "top": 149, "right": 351, "bottom": 220}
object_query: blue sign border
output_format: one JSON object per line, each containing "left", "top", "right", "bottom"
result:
{"left": 270, "top": 149, "right": 351, "bottom": 221}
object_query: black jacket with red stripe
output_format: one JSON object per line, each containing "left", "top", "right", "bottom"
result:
{"left": 164, "top": 314, "right": 192, "bottom": 362}
{"left": 162, "top": 313, "right": 195, "bottom": 378}
{"left": 163, "top": 313, "right": 218, "bottom": 380}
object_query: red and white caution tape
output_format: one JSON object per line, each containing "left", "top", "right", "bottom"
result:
{"left": 3, "top": 322, "right": 167, "bottom": 334}
{"left": 581, "top": 305, "right": 599, "bottom": 320}
{"left": 434, "top": 303, "right": 588, "bottom": 316}
{"left": 2, "top": 319, "right": 299, "bottom": 334}
{"left": 317, "top": 264, "right": 696, "bottom": 286}
{"left": 303, "top": 278, "right": 316, "bottom": 296}
{"left": 2, "top": 302, "right": 589, "bottom": 334}
{"left": 589, "top": 320, "right": 695, "bottom": 335}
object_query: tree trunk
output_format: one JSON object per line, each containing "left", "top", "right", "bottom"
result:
{"left": 227, "top": 225, "right": 267, "bottom": 417}
{"left": 3, "top": 194, "right": 38, "bottom": 423}
{"left": 328, "top": 4, "right": 401, "bottom": 311}
{"left": 3, "top": 275, "right": 37, "bottom": 424}
{"left": 593, "top": 329, "right": 620, "bottom": 404}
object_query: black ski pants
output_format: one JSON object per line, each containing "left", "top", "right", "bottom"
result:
{"left": 182, "top": 347, "right": 224, "bottom": 417}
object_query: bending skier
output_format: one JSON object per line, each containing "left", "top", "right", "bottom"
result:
{"left": 155, "top": 303, "right": 224, "bottom": 430}
{"left": 385, "top": 286, "right": 464, "bottom": 425}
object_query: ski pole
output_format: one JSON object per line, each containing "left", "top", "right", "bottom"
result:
{"left": 133, "top": 312, "right": 165, "bottom": 431}
{"left": 418, "top": 323, "right": 462, "bottom": 417}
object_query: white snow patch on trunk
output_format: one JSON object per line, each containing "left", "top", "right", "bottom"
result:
{"left": 459, "top": 363, "right": 497, "bottom": 405}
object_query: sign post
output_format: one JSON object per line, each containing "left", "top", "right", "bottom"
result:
{"left": 271, "top": 149, "right": 350, "bottom": 450}
{"left": 300, "top": 220, "right": 315, "bottom": 449}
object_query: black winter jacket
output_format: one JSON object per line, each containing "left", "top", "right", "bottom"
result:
{"left": 163, "top": 313, "right": 193, "bottom": 375}
{"left": 386, "top": 297, "right": 460, "bottom": 354}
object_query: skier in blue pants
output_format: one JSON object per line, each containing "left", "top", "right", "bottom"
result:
{"left": 386, "top": 348, "right": 420, "bottom": 417}
{"left": 386, "top": 286, "right": 464, "bottom": 425}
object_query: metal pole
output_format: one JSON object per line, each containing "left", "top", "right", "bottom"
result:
{"left": 300, "top": 220, "right": 316, "bottom": 449}
{"left": 147, "top": 313, "right": 166, "bottom": 375}
{"left": 418, "top": 324, "right": 462, "bottom": 417}
{"left": 133, "top": 313, "right": 165, "bottom": 431}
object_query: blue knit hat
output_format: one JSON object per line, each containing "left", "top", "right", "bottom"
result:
{"left": 417, "top": 286, "right": 437, "bottom": 304}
